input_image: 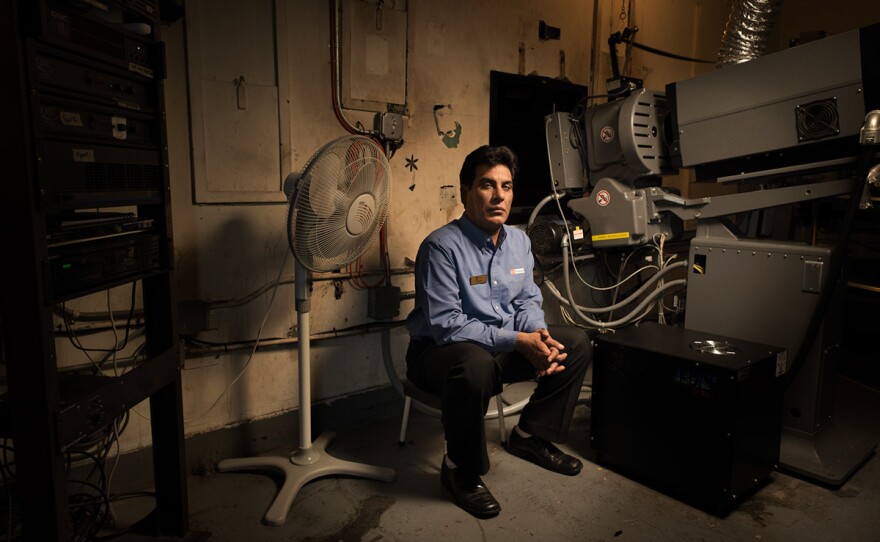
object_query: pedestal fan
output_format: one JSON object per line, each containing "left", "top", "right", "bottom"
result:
{"left": 217, "top": 135, "right": 396, "bottom": 526}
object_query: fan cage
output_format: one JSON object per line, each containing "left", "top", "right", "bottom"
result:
{"left": 287, "top": 136, "right": 391, "bottom": 273}
{"left": 795, "top": 98, "right": 840, "bottom": 142}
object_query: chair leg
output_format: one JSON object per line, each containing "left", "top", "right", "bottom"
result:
{"left": 496, "top": 394, "right": 507, "bottom": 444}
{"left": 401, "top": 392, "right": 508, "bottom": 445}
{"left": 399, "top": 396, "right": 413, "bottom": 446}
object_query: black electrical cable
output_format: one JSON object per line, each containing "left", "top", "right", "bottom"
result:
{"left": 609, "top": 25, "right": 713, "bottom": 65}
{"left": 65, "top": 449, "right": 107, "bottom": 488}
{"left": 629, "top": 40, "right": 714, "bottom": 64}
{"left": 61, "top": 282, "right": 138, "bottom": 357}
{"left": 66, "top": 478, "right": 110, "bottom": 542}
{"left": 64, "top": 411, "right": 128, "bottom": 540}
{"left": 0, "top": 410, "right": 126, "bottom": 540}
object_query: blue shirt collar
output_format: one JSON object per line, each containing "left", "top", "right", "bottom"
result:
{"left": 457, "top": 213, "right": 507, "bottom": 251}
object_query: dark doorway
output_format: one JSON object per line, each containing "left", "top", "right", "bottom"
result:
{"left": 489, "top": 70, "right": 587, "bottom": 225}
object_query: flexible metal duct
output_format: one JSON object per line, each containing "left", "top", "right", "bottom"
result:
{"left": 717, "top": 0, "right": 783, "bottom": 66}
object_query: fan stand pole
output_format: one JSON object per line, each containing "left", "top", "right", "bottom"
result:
{"left": 216, "top": 263, "right": 396, "bottom": 526}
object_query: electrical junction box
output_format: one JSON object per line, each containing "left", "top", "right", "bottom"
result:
{"left": 591, "top": 322, "right": 786, "bottom": 516}
{"left": 368, "top": 285, "right": 401, "bottom": 320}
{"left": 374, "top": 112, "right": 403, "bottom": 141}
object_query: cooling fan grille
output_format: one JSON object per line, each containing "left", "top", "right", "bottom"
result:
{"left": 288, "top": 136, "right": 391, "bottom": 272}
{"left": 529, "top": 218, "right": 568, "bottom": 256}
{"left": 795, "top": 98, "right": 840, "bottom": 142}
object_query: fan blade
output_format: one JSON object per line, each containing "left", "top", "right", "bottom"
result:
{"left": 307, "top": 152, "right": 344, "bottom": 219}
{"left": 288, "top": 135, "right": 391, "bottom": 272}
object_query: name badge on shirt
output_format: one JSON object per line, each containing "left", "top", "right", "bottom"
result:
{"left": 470, "top": 274, "right": 488, "bottom": 285}
{"left": 510, "top": 267, "right": 525, "bottom": 275}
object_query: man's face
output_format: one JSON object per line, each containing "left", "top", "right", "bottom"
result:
{"left": 462, "top": 164, "right": 513, "bottom": 236}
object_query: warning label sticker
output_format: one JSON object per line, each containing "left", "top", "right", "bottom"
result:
{"left": 596, "top": 189, "right": 611, "bottom": 207}
{"left": 592, "top": 232, "right": 630, "bottom": 242}
{"left": 600, "top": 126, "right": 615, "bottom": 143}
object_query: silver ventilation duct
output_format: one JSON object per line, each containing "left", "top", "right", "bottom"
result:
{"left": 717, "top": 0, "right": 783, "bottom": 66}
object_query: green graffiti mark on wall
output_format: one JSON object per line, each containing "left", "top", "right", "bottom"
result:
{"left": 442, "top": 121, "right": 462, "bottom": 148}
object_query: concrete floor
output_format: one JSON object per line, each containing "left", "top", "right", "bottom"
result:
{"left": 115, "top": 375, "right": 880, "bottom": 542}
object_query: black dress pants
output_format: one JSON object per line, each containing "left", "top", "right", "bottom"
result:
{"left": 405, "top": 324, "right": 591, "bottom": 476}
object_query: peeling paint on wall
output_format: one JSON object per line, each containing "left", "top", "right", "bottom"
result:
{"left": 439, "top": 184, "right": 458, "bottom": 222}
{"left": 433, "top": 104, "right": 462, "bottom": 148}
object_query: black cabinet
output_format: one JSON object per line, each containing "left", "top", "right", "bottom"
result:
{"left": 0, "top": 0, "right": 187, "bottom": 539}
{"left": 591, "top": 323, "right": 785, "bottom": 516}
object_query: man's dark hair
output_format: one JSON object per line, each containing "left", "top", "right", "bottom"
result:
{"left": 458, "top": 145, "right": 519, "bottom": 188}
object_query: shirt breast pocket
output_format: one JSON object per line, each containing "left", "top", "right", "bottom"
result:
{"left": 507, "top": 268, "right": 528, "bottom": 297}
{"left": 508, "top": 266, "right": 527, "bottom": 282}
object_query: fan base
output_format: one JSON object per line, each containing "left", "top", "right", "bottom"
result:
{"left": 217, "top": 431, "right": 396, "bottom": 525}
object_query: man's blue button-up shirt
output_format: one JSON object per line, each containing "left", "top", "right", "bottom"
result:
{"left": 406, "top": 214, "right": 547, "bottom": 352}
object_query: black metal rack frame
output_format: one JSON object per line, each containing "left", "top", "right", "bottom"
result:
{"left": 0, "top": 0, "right": 188, "bottom": 539}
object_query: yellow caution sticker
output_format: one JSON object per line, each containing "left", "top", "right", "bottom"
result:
{"left": 592, "top": 232, "right": 630, "bottom": 242}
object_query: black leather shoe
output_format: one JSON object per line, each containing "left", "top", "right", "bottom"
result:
{"left": 440, "top": 460, "right": 501, "bottom": 519}
{"left": 506, "top": 429, "right": 583, "bottom": 476}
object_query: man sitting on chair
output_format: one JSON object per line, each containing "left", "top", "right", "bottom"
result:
{"left": 405, "top": 144, "right": 591, "bottom": 519}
